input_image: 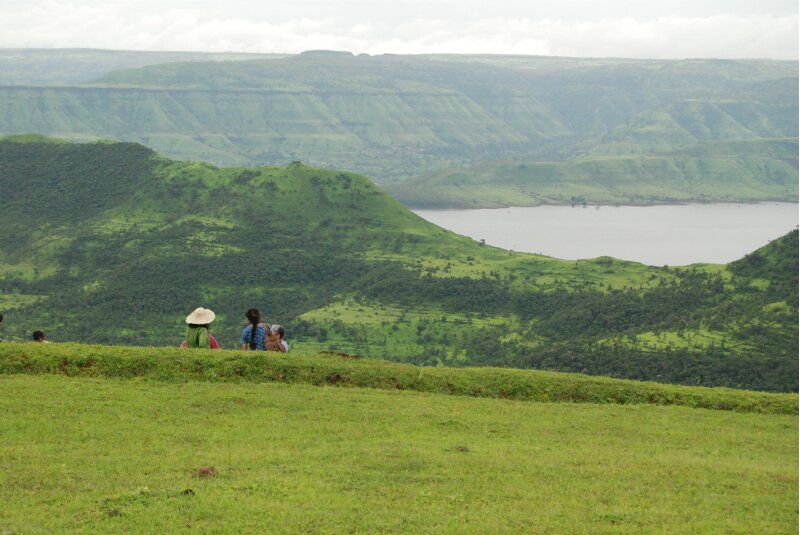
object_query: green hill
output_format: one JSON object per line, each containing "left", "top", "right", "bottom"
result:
{"left": 0, "top": 137, "right": 796, "bottom": 391}
{"left": 0, "top": 50, "right": 795, "bottom": 206}
{"left": 390, "top": 139, "right": 798, "bottom": 207}
{"left": 0, "top": 348, "right": 795, "bottom": 533}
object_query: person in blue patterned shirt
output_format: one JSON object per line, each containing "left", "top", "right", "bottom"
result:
{"left": 240, "top": 308, "right": 270, "bottom": 350}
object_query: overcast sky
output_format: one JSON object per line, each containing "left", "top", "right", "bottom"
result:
{"left": 2, "top": 0, "right": 797, "bottom": 59}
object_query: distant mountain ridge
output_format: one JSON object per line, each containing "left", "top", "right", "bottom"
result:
{"left": 390, "top": 139, "right": 798, "bottom": 207}
{"left": 0, "top": 50, "right": 795, "bottom": 207}
{"left": 0, "top": 136, "right": 796, "bottom": 391}
{"left": 0, "top": 48, "right": 285, "bottom": 86}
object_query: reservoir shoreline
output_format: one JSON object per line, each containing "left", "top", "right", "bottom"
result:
{"left": 403, "top": 198, "right": 798, "bottom": 211}
{"left": 412, "top": 202, "right": 799, "bottom": 266}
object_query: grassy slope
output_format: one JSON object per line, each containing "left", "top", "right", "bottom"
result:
{"left": 0, "top": 136, "right": 659, "bottom": 331}
{"left": 0, "top": 138, "right": 796, "bottom": 392}
{"left": 0, "top": 368, "right": 796, "bottom": 533}
{"left": 1, "top": 343, "right": 795, "bottom": 413}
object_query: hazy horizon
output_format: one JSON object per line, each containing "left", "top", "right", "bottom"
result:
{"left": 1, "top": 0, "right": 797, "bottom": 60}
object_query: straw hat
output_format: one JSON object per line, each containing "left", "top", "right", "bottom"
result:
{"left": 186, "top": 307, "right": 216, "bottom": 325}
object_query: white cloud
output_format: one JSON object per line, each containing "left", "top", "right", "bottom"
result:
{"left": 0, "top": 1, "right": 796, "bottom": 59}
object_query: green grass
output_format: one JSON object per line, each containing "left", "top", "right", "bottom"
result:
{"left": 0, "top": 293, "right": 46, "bottom": 311}
{"left": 297, "top": 298, "right": 521, "bottom": 361}
{"left": 0, "top": 343, "right": 795, "bottom": 414}
{"left": 642, "top": 329, "right": 731, "bottom": 349}
{"left": 0, "top": 372, "right": 796, "bottom": 534}
{"left": 365, "top": 243, "right": 668, "bottom": 290}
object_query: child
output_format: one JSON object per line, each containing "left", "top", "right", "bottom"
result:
{"left": 273, "top": 324, "right": 288, "bottom": 353}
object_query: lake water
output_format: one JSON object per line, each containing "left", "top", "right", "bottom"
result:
{"left": 413, "top": 203, "right": 798, "bottom": 266}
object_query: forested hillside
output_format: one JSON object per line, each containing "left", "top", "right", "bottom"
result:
{"left": 0, "top": 51, "right": 795, "bottom": 206}
{"left": 0, "top": 137, "right": 796, "bottom": 391}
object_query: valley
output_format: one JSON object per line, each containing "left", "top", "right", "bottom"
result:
{"left": 0, "top": 20, "right": 797, "bottom": 535}
{"left": 0, "top": 136, "right": 796, "bottom": 392}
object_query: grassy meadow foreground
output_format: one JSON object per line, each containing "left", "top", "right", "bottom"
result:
{"left": 0, "top": 344, "right": 797, "bottom": 533}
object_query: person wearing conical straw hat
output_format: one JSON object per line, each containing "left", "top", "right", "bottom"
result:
{"left": 181, "top": 307, "right": 221, "bottom": 349}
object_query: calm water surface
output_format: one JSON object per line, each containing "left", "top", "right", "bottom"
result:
{"left": 413, "top": 203, "right": 798, "bottom": 266}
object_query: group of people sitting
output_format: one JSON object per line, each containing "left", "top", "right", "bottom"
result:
{"left": 181, "top": 307, "right": 288, "bottom": 352}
